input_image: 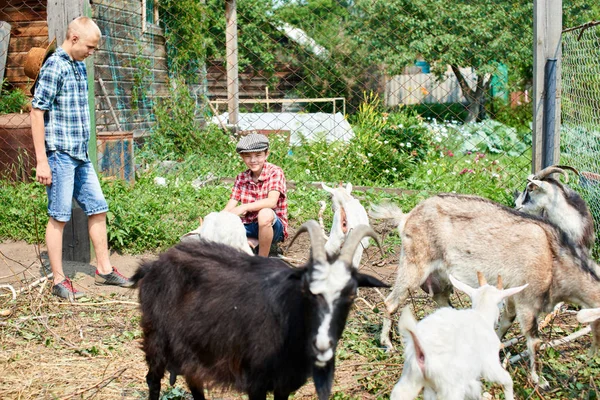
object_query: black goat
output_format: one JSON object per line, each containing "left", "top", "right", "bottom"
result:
{"left": 132, "top": 220, "right": 388, "bottom": 400}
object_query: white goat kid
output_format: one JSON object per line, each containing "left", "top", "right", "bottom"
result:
{"left": 391, "top": 273, "right": 527, "bottom": 400}
{"left": 322, "top": 182, "right": 370, "bottom": 267}
{"left": 578, "top": 307, "right": 600, "bottom": 325}
{"left": 180, "top": 211, "right": 254, "bottom": 255}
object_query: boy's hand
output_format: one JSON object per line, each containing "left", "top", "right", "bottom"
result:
{"left": 36, "top": 160, "right": 52, "bottom": 186}
{"left": 231, "top": 205, "right": 248, "bottom": 216}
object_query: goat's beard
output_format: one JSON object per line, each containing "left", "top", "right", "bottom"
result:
{"left": 313, "top": 360, "right": 334, "bottom": 400}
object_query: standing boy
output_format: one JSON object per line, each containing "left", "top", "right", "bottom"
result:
{"left": 30, "top": 17, "right": 132, "bottom": 300}
{"left": 224, "top": 133, "right": 288, "bottom": 257}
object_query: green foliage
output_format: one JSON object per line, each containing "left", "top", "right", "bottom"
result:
{"left": 159, "top": 0, "right": 210, "bottom": 82}
{"left": 0, "top": 80, "right": 29, "bottom": 114}
{"left": 402, "top": 102, "right": 469, "bottom": 123}
{"left": 148, "top": 77, "right": 203, "bottom": 159}
{"left": 160, "top": 386, "right": 188, "bottom": 400}
{"left": 456, "top": 120, "right": 530, "bottom": 157}
{"left": 489, "top": 99, "right": 533, "bottom": 135}
{"left": 0, "top": 181, "right": 47, "bottom": 243}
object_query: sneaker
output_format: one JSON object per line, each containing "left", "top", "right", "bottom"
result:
{"left": 95, "top": 267, "right": 134, "bottom": 287}
{"left": 52, "top": 278, "right": 86, "bottom": 300}
{"left": 269, "top": 244, "right": 284, "bottom": 257}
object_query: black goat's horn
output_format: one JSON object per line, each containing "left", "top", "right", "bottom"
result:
{"left": 287, "top": 220, "right": 327, "bottom": 264}
{"left": 534, "top": 165, "right": 579, "bottom": 183}
{"left": 338, "top": 225, "right": 382, "bottom": 268}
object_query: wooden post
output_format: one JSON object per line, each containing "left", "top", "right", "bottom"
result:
{"left": 532, "top": 0, "right": 562, "bottom": 172}
{"left": 225, "top": 0, "right": 239, "bottom": 128}
{"left": 0, "top": 22, "right": 10, "bottom": 81}
{"left": 47, "top": 0, "right": 95, "bottom": 263}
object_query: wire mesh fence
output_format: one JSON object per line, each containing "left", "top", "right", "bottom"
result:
{"left": 0, "top": 0, "right": 535, "bottom": 193}
{"left": 561, "top": 21, "right": 600, "bottom": 254}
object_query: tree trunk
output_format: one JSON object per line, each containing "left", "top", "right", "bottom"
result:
{"left": 451, "top": 65, "right": 491, "bottom": 123}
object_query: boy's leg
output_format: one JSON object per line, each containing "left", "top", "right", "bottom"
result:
{"left": 88, "top": 212, "right": 112, "bottom": 274}
{"left": 45, "top": 152, "right": 76, "bottom": 285}
{"left": 46, "top": 218, "right": 66, "bottom": 284}
{"left": 74, "top": 160, "right": 132, "bottom": 287}
{"left": 257, "top": 209, "right": 275, "bottom": 257}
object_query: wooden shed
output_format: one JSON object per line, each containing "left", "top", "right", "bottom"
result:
{"left": 0, "top": 0, "right": 169, "bottom": 134}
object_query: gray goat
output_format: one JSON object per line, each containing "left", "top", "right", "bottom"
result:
{"left": 515, "top": 164, "right": 595, "bottom": 254}
{"left": 370, "top": 194, "right": 600, "bottom": 389}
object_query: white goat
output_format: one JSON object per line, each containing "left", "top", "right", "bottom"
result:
{"left": 180, "top": 211, "right": 254, "bottom": 255}
{"left": 370, "top": 195, "right": 600, "bottom": 388}
{"left": 321, "top": 182, "right": 371, "bottom": 268}
{"left": 391, "top": 273, "right": 527, "bottom": 400}
{"left": 515, "top": 165, "right": 595, "bottom": 254}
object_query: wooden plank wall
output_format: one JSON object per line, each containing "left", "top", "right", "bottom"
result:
{"left": 207, "top": 61, "right": 302, "bottom": 112}
{"left": 93, "top": 0, "right": 168, "bottom": 134}
{"left": 1, "top": 0, "right": 48, "bottom": 93}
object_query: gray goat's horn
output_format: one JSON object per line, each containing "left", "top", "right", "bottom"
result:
{"left": 534, "top": 165, "right": 579, "bottom": 183}
{"left": 338, "top": 225, "right": 382, "bottom": 267}
{"left": 287, "top": 220, "right": 327, "bottom": 264}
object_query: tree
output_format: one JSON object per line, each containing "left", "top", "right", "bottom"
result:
{"left": 347, "top": 0, "right": 533, "bottom": 122}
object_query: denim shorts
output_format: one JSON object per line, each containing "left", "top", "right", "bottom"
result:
{"left": 46, "top": 151, "right": 109, "bottom": 222}
{"left": 244, "top": 211, "right": 285, "bottom": 244}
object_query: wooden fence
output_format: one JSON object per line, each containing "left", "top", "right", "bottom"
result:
{"left": 385, "top": 66, "right": 477, "bottom": 106}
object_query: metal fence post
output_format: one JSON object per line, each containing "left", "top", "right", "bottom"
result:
{"left": 533, "top": 0, "right": 562, "bottom": 172}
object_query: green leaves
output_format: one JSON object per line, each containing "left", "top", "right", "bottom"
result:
{"left": 0, "top": 79, "right": 29, "bottom": 115}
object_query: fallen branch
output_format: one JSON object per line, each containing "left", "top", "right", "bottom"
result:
{"left": 53, "top": 300, "right": 139, "bottom": 307}
{"left": 502, "top": 302, "right": 565, "bottom": 349}
{"left": 509, "top": 326, "right": 591, "bottom": 364}
{"left": 59, "top": 367, "right": 127, "bottom": 400}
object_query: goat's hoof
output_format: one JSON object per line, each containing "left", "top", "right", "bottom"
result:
{"left": 381, "top": 343, "right": 395, "bottom": 353}
{"left": 537, "top": 377, "right": 550, "bottom": 391}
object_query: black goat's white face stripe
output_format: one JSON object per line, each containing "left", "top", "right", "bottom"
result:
{"left": 309, "top": 260, "right": 352, "bottom": 365}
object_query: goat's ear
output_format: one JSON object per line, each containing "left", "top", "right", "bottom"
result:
{"left": 448, "top": 274, "right": 475, "bottom": 297}
{"left": 500, "top": 283, "right": 528, "bottom": 300}
{"left": 345, "top": 182, "right": 353, "bottom": 194}
{"left": 577, "top": 308, "right": 600, "bottom": 324}
{"left": 512, "top": 189, "right": 522, "bottom": 201}
{"left": 321, "top": 182, "right": 334, "bottom": 194}
{"left": 355, "top": 272, "right": 389, "bottom": 288}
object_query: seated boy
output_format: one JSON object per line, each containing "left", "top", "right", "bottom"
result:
{"left": 224, "top": 133, "right": 288, "bottom": 257}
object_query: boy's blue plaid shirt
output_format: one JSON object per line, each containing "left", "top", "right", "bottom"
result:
{"left": 32, "top": 47, "right": 90, "bottom": 161}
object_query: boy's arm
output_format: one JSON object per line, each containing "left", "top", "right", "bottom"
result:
{"left": 31, "top": 108, "right": 51, "bottom": 186}
{"left": 223, "top": 198, "right": 239, "bottom": 212}
{"left": 230, "top": 191, "right": 280, "bottom": 216}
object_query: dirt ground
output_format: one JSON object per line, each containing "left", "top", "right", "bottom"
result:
{"left": 1, "top": 225, "right": 598, "bottom": 399}
{"left": 0, "top": 226, "right": 400, "bottom": 400}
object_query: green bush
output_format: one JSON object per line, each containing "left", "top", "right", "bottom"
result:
{"left": 401, "top": 102, "right": 469, "bottom": 123}
{"left": 148, "top": 77, "right": 203, "bottom": 159}
{"left": 489, "top": 98, "right": 532, "bottom": 134}
{"left": 0, "top": 79, "right": 29, "bottom": 114}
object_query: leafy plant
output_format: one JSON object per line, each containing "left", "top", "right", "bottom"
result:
{"left": 0, "top": 79, "right": 29, "bottom": 114}
{"left": 149, "top": 77, "right": 203, "bottom": 159}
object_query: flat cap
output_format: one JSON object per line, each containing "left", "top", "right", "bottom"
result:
{"left": 236, "top": 133, "right": 270, "bottom": 153}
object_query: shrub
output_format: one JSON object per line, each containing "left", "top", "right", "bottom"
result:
{"left": 401, "top": 102, "right": 469, "bottom": 123}
{"left": 0, "top": 80, "right": 29, "bottom": 114}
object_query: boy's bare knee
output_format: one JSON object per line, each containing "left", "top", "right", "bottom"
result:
{"left": 257, "top": 208, "right": 275, "bottom": 227}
